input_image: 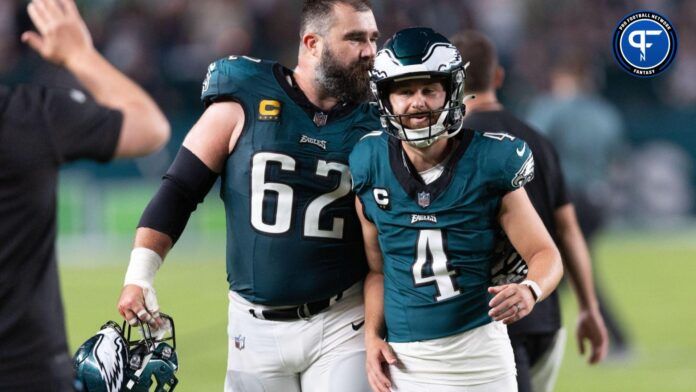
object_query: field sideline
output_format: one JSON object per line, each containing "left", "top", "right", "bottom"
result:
{"left": 59, "top": 231, "right": 696, "bottom": 391}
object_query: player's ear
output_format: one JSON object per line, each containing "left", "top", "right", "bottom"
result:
{"left": 494, "top": 66, "right": 505, "bottom": 89}
{"left": 302, "top": 32, "right": 322, "bottom": 58}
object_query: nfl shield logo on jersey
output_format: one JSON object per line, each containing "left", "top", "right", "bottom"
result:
{"left": 234, "top": 335, "right": 245, "bottom": 350}
{"left": 417, "top": 191, "right": 431, "bottom": 208}
{"left": 313, "top": 111, "right": 328, "bottom": 127}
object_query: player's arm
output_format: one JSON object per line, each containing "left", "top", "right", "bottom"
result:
{"left": 555, "top": 203, "right": 609, "bottom": 364}
{"left": 22, "top": 0, "right": 170, "bottom": 158}
{"left": 117, "top": 101, "right": 245, "bottom": 327}
{"left": 355, "top": 197, "right": 396, "bottom": 392}
{"left": 490, "top": 187, "right": 563, "bottom": 324}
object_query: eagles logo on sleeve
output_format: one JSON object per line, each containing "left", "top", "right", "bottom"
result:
{"left": 512, "top": 152, "right": 535, "bottom": 188}
{"left": 201, "top": 62, "right": 215, "bottom": 94}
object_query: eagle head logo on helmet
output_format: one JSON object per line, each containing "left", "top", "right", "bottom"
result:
{"left": 73, "top": 322, "right": 127, "bottom": 392}
{"left": 73, "top": 315, "right": 179, "bottom": 392}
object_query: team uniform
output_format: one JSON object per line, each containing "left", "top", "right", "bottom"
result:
{"left": 200, "top": 56, "right": 380, "bottom": 391}
{"left": 0, "top": 84, "right": 122, "bottom": 391}
{"left": 463, "top": 109, "right": 569, "bottom": 392}
{"left": 350, "top": 129, "right": 534, "bottom": 389}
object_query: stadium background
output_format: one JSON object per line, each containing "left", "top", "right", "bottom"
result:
{"left": 1, "top": 0, "right": 695, "bottom": 390}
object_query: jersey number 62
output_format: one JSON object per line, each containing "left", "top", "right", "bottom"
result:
{"left": 250, "top": 152, "right": 351, "bottom": 239}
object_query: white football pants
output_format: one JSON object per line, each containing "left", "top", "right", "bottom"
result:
{"left": 388, "top": 321, "right": 517, "bottom": 391}
{"left": 224, "top": 282, "right": 369, "bottom": 392}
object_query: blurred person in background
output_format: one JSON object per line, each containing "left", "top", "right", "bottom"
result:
{"left": 116, "top": 0, "right": 380, "bottom": 391}
{"left": 452, "top": 30, "right": 609, "bottom": 392}
{"left": 526, "top": 51, "right": 630, "bottom": 358}
{"left": 0, "top": 0, "right": 170, "bottom": 390}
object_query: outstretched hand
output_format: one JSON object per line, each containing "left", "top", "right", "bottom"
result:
{"left": 22, "top": 0, "right": 94, "bottom": 67}
{"left": 488, "top": 283, "right": 536, "bottom": 324}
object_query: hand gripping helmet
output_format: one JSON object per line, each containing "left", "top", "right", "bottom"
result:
{"left": 370, "top": 27, "right": 468, "bottom": 148}
{"left": 73, "top": 314, "right": 179, "bottom": 392}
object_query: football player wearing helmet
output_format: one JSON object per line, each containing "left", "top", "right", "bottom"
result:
{"left": 117, "top": 1, "right": 379, "bottom": 391}
{"left": 73, "top": 314, "right": 178, "bottom": 392}
{"left": 350, "top": 28, "right": 563, "bottom": 392}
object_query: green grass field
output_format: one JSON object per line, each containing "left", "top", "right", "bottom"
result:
{"left": 58, "top": 231, "right": 696, "bottom": 391}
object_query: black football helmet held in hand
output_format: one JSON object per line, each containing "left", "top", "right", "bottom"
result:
{"left": 73, "top": 314, "right": 178, "bottom": 392}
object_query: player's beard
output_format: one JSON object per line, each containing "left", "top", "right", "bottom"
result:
{"left": 316, "top": 45, "right": 373, "bottom": 103}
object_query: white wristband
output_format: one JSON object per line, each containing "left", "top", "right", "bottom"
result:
{"left": 521, "top": 279, "right": 543, "bottom": 303}
{"left": 124, "top": 247, "right": 163, "bottom": 288}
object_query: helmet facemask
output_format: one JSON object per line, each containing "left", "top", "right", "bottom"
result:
{"left": 373, "top": 70, "right": 466, "bottom": 148}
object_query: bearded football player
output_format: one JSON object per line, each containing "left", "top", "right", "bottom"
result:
{"left": 117, "top": 1, "right": 380, "bottom": 391}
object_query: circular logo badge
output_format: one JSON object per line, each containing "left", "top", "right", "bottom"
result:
{"left": 613, "top": 11, "right": 678, "bottom": 77}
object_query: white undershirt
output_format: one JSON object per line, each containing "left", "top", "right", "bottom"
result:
{"left": 417, "top": 144, "right": 456, "bottom": 184}
{"left": 419, "top": 164, "right": 446, "bottom": 185}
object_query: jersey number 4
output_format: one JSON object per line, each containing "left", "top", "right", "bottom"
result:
{"left": 413, "top": 229, "right": 462, "bottom": 301}
{"left": 251, "top": 152, "right": 351, "bottom": 239}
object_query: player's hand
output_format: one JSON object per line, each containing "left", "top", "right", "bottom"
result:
{"left": 365, "top": 335, "right": 397, "bottom": 392}
{"left": 22, "top": 0, "right": 95, "bottom": 67}
{"left": 576, "top": 306, "right": 609, "bottom": 364}
{"left": 117, "top": 283, "right": 163, "bottom": 329}
{"left": 488, "top": 283, "right": 535, "bottom": 324}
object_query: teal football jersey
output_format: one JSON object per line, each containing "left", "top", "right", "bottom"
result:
{"left": 350, "top": 130, "right": 534, "bottom": 342}
{"left": 201, "top": 56, "right": 381, "bottom": 305}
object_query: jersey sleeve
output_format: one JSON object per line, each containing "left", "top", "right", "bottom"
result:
{"left": 348, "top": 137, "right": 374, "bottom": 198}
{"left": 486, "top": 134, "right": 535, "bottom": 193}
{"left": 201, "top": 56, "right": 264, "bottom": 107}
{"left": 349, "top": 136, "right": 381, "bottom": 223}
{"left": 44, "top": 86, "right": 123, "bottom": 163}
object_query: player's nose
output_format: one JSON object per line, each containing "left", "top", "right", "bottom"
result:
{"left": 361, "top": 41, "right": 377, "bottom": 60}
{"left": 410, "top": 91, "right": 428, "bottom": 109}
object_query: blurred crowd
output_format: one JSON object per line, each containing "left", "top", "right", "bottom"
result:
{"left": 1, "top": 0, "right": 694, "bottom": 221}
{"left": 2, "top": 0, "right": 695, "bottom": 109}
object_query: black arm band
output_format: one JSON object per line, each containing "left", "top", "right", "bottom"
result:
{"left": 138, "top": 146, "right": 219, "bottom": 243}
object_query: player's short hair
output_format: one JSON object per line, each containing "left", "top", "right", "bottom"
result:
{"left": 449, "top": 30, "right": 497, "bottom": 93}
{"left": 300, "top": 0, "right": 372, "bottom": 37}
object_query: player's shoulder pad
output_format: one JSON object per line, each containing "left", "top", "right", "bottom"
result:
{"left": 475, "top": 130, "right": 535, "bottom": 191}
{"left": 201, "top": 55, "right": 275, "bottom": 105}
{"left": 349, "top": 130, "right": 385, "bottom": 194}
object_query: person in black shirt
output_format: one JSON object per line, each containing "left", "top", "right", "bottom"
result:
{"left": 451, "top": 30, "right": 609, "bottom": 392}
{"left": 0, "top": 1, "right": 170, "bottom": 390}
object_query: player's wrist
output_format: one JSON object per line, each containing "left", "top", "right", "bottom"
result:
{"left": 520, "top": 279, "right": 542, "bottom": 303}
{"left": 62, "top": 46, "right": 100, "bottom": 75}
{"left": 579, "top": 299, "right": 600, "bottom": 312}
{"left": 124, "top": 247, "right": 163, "bottom": 288}
{"left": 365, "top": 329, "right": 384, "bottom": 341}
